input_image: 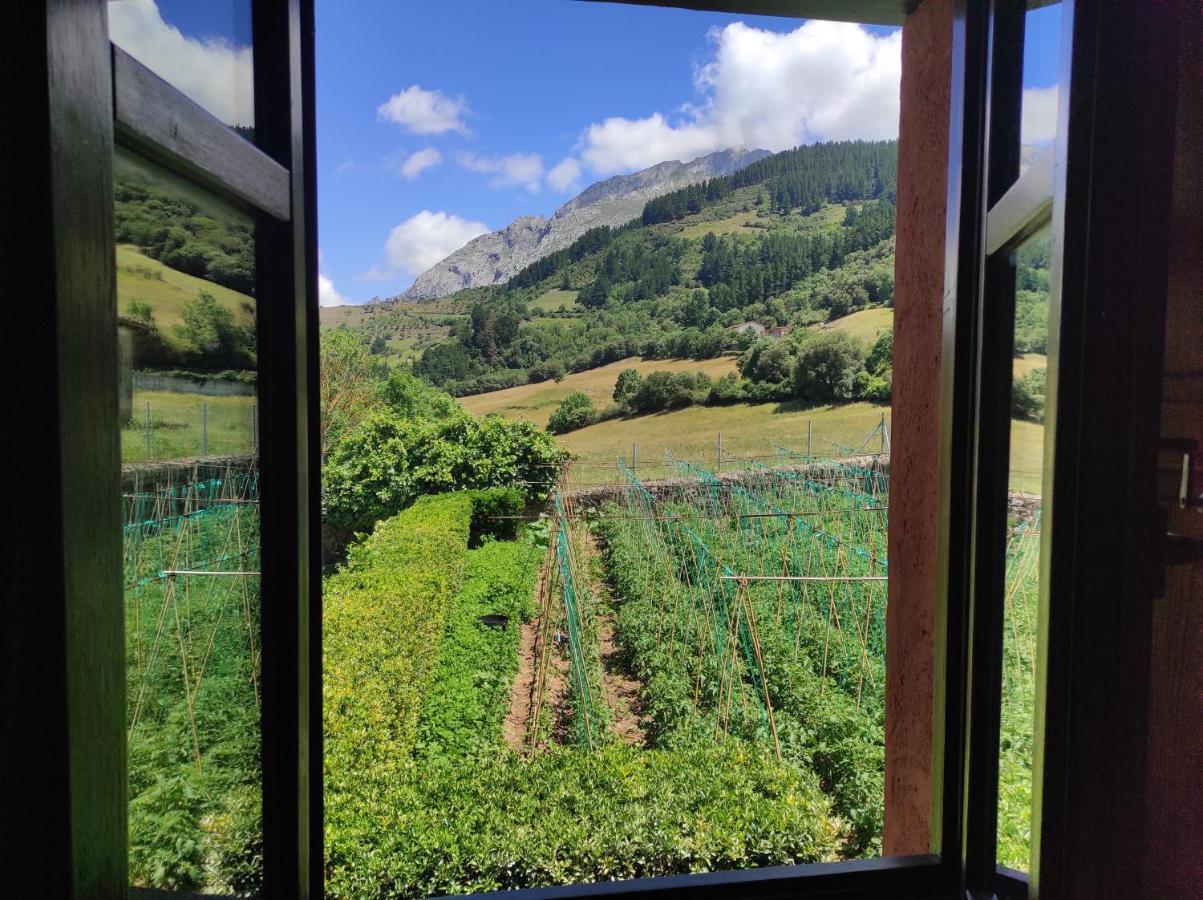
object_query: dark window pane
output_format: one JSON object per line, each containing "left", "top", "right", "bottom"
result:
{"left": 108, "top": 0, "right": 254, "bottom": 139}
{"left": 1020, "top": 3, "right": 1062, "bottom": 170}
{"left": 116, "top": 145, "right": 262, "bottom": 894}
{"left": 998, "top": 225, "right": 1051, "bottom": 871}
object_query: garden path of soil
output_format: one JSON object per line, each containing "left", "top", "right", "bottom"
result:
{"left": 583, "top": 532, "right": 647, "bottom": 746}
{"left": 504, "top": 553, "right": 570, "bottom": 751}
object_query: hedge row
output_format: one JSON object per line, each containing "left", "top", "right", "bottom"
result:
{"left": 324, "top": 493, "right": 473, "bottom": 804}
{"left": 327, "top": 745, "right": 839, "bottom": 899}
{"left": 415, "top": 539, "right": 542, "bottom": 761}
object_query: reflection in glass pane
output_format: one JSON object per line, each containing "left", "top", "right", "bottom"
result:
{"left": 1019, "top": 3, "right": 1062, "bottom": 166}
{"left": 998, "top": 226, "right": 1051, "bottom": 871}
{"left": 116, "top": 146, "right": 261, "bottom": 893}
{"left": 108, "top": 0, "right": 254, "bottom": 137}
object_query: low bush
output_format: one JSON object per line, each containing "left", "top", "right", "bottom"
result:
{"left": 547, "top": 391, "right": 597, "bottom": 434}
{"left": 415, "top": 540, "right": 542, "bottom": 761}
{"left": 1012, "top": 367, "right": 1046, "bottom": 422}
{"left": 626, "top": 370, "right": 712, "bottom": 413}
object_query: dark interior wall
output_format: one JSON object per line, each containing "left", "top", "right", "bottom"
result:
{"left": 884, "top": 0, "right": 953, "bottom": 857}
{"left": 1145, "top": 7, "right": 1203, "bottom": 895}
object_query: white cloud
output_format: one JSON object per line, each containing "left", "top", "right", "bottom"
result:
{"left": 377, "top": 85, "right": 470, "bottom": 135}
{"left": 386, "top": 146, "right": 444, "bottom": 180}
{"left": 577, "top": 20, "right": 901, "bottom": 175}
{"left": 334, "top": 158, "right": 356, "bottom": 175}
{"left": 385, "top": 210, "right": 490, "bottom": 275}
{"left": 457, "top": 151, "right": 545, "bottom": 192}
{"left": 355, "top": 265, "right": 396, "bottom": 284}
{"left": 1021, "top": 85, "right": 1059, "bottom": 146}
{"left": 547, "top": 157, "right": 584, "bottom": 193}
{"left": 318, "top": 274, "right": 349, "bottom": 308}
{"left": 108, "top": 0, "right": 254, "bottom": 126}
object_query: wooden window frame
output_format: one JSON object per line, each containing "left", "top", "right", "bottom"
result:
{"left": 0, "top": 0, "right": 1186, "bottom": 897}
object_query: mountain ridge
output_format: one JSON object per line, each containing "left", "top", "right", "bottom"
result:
{"left": 396, "top": 147, "right": 771, "bottom": 302}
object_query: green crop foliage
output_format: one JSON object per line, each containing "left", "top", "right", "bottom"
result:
{"left": 597, "top": 495, "right": 885, "bottom": 855}
{"left": 415, "top": 539, "right": 541, "bottom": 760}
{"left": 124, "top": 500, "right": 262, "bottom": 891}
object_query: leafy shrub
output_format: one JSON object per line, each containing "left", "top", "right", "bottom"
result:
{"left": 547, "top": 391, "right": 597, "bottom": 434}
{"left": 750, "top": 342, "right": 797, "bottom": 385}
{"left": 854, "top": 369, "right": 891, "bottom": 402}
{"left": 626, "top": 370, "right": 712, "bottom": 413}
{"left": 1012, "top": 367, "right": 1046, "bottom": 422}
{"left": 415, "top": 540, "right": 541, "bottom": 761}
{"left": 528, "top": 360, "right": 566, "bottom": 383}
{"left": 793, "top": 331, "right": 866, "bottom": 403}
{"left": 175, "top": 290, "right": 255, "bottom": 370}
{"left": 128, "top": 771, "right": 207, "bottom": 889}
{"left": 707, "top": 372, "right": 747, "bottom": 404}
{"left": 612, "top": 367, "right": 642, "bottom": 403}
{"left": 320, "top": 328, "right": 389, "bottom": 455}
{"left": 322, "top": 412, "right": 566, "bottom": 533}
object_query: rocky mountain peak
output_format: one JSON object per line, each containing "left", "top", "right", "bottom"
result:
{"left": 397, "top": 147, "right": 770, "bottom": 302}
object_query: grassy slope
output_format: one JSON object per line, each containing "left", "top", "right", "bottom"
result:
{"left": 823, "top": 307, "right": 894, "bottom": 343}
{"left": 1013, "top": 353, "right": 1047, "bottom": 376}
{"left": 557, "top": 400, "right": 892, "bottom": 483}
{"left": 117, "top": 245, "right": 254, "bottom": 332}
{"left": 121, "top": 390, "right": 256, "bottom": 463}
{"left": 529, "top": 288, "right": 580, "bottom": 311}
{"left": 459, "top": 355, "right": 738, "bottom": 426}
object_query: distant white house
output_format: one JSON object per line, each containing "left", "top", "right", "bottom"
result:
{"left": 727, "top": 321, "right": 766, "bottom": 337}
{"left": 766, "top": 325, "right": 791, "bottom": 339}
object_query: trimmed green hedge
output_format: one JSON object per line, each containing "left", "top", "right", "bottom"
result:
{"left": 415, "top": 539, "right": 541, "bottom": 761}
{"left": 324, "top": 493, "right": 472, "bottom": 797}
{"left": 326, "top": 745, "right": 838, "bottom": 899}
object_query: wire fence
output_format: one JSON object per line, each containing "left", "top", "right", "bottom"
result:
{"left": 122, "top": 396, "right": 259, "bottom": 463}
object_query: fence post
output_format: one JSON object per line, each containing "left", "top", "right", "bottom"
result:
{"left": 717, "top": 432, "right": 722, "bottom": 473}
{"left": 200, "top": 401, "right": 208, "bottom": 458}
{"left": 807, "top": 419, "right": 813, "bottom": 462}
{"left": 880, "top": 412, "right": 887, "bottom": 456}
{"left": 144, "top": 400, "right": 151, "bottom": 459}
{"left": 251, "top": 403, "right": 258, "bottom": 456}
{"left": 632, "top": 443, "right": 637, "bottom": 472}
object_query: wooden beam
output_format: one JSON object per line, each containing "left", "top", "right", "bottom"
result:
{"left": 589, "top": 0, "right": 910, "bottom": 26}
{"left": 0, "top": 0, "right": 127, "bottom": 894}
{"left": 113, "top": 45, "right": 291, "bottom": 221}
{"left": 884, "top": 0, "right": 953, "bottom": 859}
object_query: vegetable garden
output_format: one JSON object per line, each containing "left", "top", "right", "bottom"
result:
{"left": 123, "top": 462, "right": 262, "bottom": 891}
{"left": 118, "top": 432, "right": 1040, "bottom": 894}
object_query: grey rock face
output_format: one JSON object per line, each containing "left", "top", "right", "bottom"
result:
{"left": 397, "top": 147, "right": 770, "bottom": 301}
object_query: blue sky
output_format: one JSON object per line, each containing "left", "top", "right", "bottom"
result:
{"left": 108, "top": 1, "right": 1061, "bottom": 306}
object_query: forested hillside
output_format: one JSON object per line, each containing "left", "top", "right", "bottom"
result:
{"left": 330, "top": 140, "right": 905, "bottom": 400}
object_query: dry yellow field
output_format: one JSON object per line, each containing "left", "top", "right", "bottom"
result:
{"left": 459, "top": 356, "right": 739, "bottom": 427}
{"left": 821, "top": 307, "right": 894, "bottom": 344}
{"left": 555, "top": 400, "right": 892, "bottom": 486}
{"left": 1013, "top": 353, "right": 1047, "bottom": 376}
